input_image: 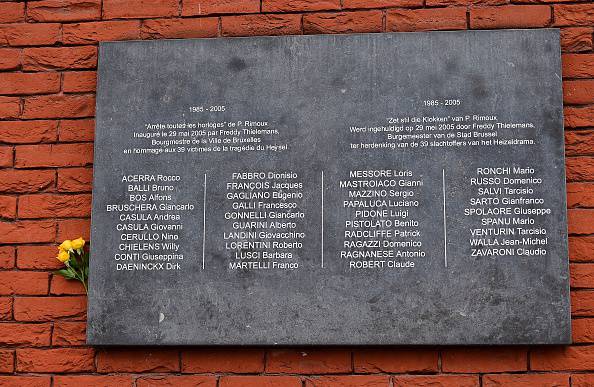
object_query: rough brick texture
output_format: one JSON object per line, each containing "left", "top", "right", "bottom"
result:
{"left": 0, "top": 1, "right": 592, "bottom": 385}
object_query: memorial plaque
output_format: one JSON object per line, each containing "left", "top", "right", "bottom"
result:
{"left": 88, "top": 29, "right": 570, "bottom": 345}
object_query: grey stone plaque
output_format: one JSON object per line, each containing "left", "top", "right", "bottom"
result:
{"left": 88, "top": 29, "right": 570, "bottom": 345}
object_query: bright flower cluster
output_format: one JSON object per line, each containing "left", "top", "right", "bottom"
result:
{"left": 57, "top": 237, "right": 85, "bottom": 262}
{"left": 55, "top": 237, "right": 89, "bottom": 294}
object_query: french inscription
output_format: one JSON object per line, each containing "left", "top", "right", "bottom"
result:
{"left": 88, "top": 30, "right": 570, "bottom": 345}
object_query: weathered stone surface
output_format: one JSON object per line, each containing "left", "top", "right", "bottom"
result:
{"left": 89, "top": 31, "right": 569, "bottom": 345}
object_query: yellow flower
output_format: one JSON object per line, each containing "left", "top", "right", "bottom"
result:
{"left": 57, "top": 250, "right": 70, "bottom": 263}
{"left": 71, "top": 237, "right": 85, "bottom": 250}
{"left": 59, "top": 240, "right": 73, "bottom": 251}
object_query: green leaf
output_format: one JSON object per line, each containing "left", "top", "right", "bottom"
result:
{"left": 69, "top": 255, "right": 79, "bottom": 270}
{"left": 80, "top": 251, "right": 89, "bottom": 279}
{"left": 54, "top": 269, "right": 76, "bottom": 279}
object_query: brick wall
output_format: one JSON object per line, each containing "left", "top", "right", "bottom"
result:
{"left": 0, "top": 0, "right": 593, "bottom": 386}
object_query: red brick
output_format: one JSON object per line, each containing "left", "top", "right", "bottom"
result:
{"left": 344, "top": 0, "right": 422, "bottom": 8}
{"left": 0, "top": 3, "right": 25, "bottom": 23}
{"left": 563, "top": 54, "right": 594, "bottom": 78}
{"left": 18, "top": 193, "right": 91, "bottom": 218}
{"left": 0, "top": 96, "right": 20, "bottom": 119}
{"left": 566, "top": 106, "right": 594, "bottom": 128}
{"left": 573, "top": 264, "right": 594, "bottom": 288}
{"left": 426, "top": 0, "right": 504, "bottom": 6}
{"left": 0, "top": 147, "right": 11, "bottom": 166}
{"left": 566, "top": 131, "right": 594, "bottom": 157}
{"left": 0, "top": 376, "right": 50, "bottom": 387}
{"left": 573, "top": 374, "right": 594, "bottom": 386}
{"left": 483, "top": 374, "right": 569, "bottom": 386}
{"left": 97, "top": 349, "right": 179, "bottom": 372}
{"left": 442, "top": 347, "right": 527, "bottom": 372}
{"left": 0, "top": 210, "right": 31, "bottom": 232}
{"left": 0, "top": 48, "right": 21, "bottom": 70}
{"left": 561, "top": 28, "right": 593, "bottom": 53}
{"left": 222, "top": 14, "right": 302, "bottom": 36}
{"left": 220, "top": 376, "right": 302, "bottom": 387}
{"left": 571, "top": 239, "right": 592, "bottom": 266}
{"left": 304, "top": 11, "right": 383, "bottom": 34}
{"left": 24, "top": 47, "right": 97, "bottom": 71}
{"left": 59, "top": 119, "right": 94, "bottom": 142}
{"left": 103, "top": 0, "right": 179, "bottom": 19}
{"left": 14, "top": 296, "right": 86, "bottom": 321}
{"left": 182, "top": 349, "right": 264, "bottom": 373}
{"left": 27, "top": 0, "right": 101, "bottom": 22}
{"left": 573, "top": 318, "right": 594, "bottom": 343}
{"left": 53, "top": 375, "right": 134, "bottom": 387}
{"left": 0, "top": 246, "right": 15, "bottom": 269}
{"left": 570, "top": 237, "right": 594, "bottom": 262}
{"left": 565, "top": 80, "right": 594, "bottom": 105}
{"left": 0, "top": 272, "right": 48, "bottom": 295}
{"left": 23, "top": 95, "right": 95, "bottom": 119}
{"left": 569, "top": 209, "right": 594, "bottom": 234}
{"left": 17, "top": 348, "right": 94, "bottom": 372}
{"left": 52, "top": 321, "right": 86, "bottom": 346}
{"left": 263, "top": 0, "right": 340, "bottom": 11}
{"left": 0, "top": 349, "right": 14, "bottom": 372}
{"left": 0, "top": 196, "right": 16, "bottom": 219}
{"left": 50, "top": 275, "right": 85, "bottom": 295}
{"left": 392, "top": 375, "right": 479, "bottom": 387}
{"left": 137, "top": 376, "right": 217, "bottom": 387}
{"left": 0, "top": 323, "right": 51, "bottom": 346}
{"left": 0, "top": 120, "right": 58, "bottom": 144}
{"left": 0, "top": 170, "right": 55, "bottom": 193}
{"left": 470, "top": 5, "right": 551, "bottom": 29}
{"left": 306, "top": 376, "right": 390, "bottom": 387}
{"left": 267, "top": 349, "right": 351, "bottom": 374}
{"left": 0, "top": 220, "right": 55, "bottom": 244}
{"left": 63, "top": 21, "right": 141, "bottom": 44}
{"left": 512, "top": 0, "right": 572, "bottom": 3}
{"left": 63, "top": 72, "right": 96, "bottom": 93}
{"left": 354, "top": 349, "right": 438, "bottom": 373}
{"left": 0, "top": 10, "right": 591, "bottom": 383}
{"left": 387, "top": 8, "right": 467, "bottom": 32}
{"left": 0, "top": 147, "right": 12, "bottom": 167}
{"left": 567, "top": 157, "right": 594, "bottom": 182}
{"left": 555, "top": 4, "right": 594, "bottom": 26}
{"left": 0, "top": 195, "right": 23, "bottom": 216}
{"left": 141, "top": 18, "right": 219, "bottom": 39}
{"left": 16, "top": 144, "right": 93, "bottom": 168}
{"left": 17, "top": 245, "right": 61, "bottom": 270}
{"left": 573, "top": 290, "right": 594, "bottom": 316}
{"left": 183, "top": 0, "right": 259, "bottom": 16}
{"left": 54, "top": 375, "right": 135, "bottom": 387}
{"left": 575, "top": 293, "right": 594, "bottom": 318}
{"left": 58, "top": 168, "right": 93, "bottom": 192}
{"left": 532, "top": 346, "right": 594, "bottom": 371}
{"left": 0, "top": 73, "right": 60, "bottom": 96}
{"left": 0, "top": 23, "right": 60, "bottom": 46}
{"left": 0, "top": 297, "right": 12, "bottom": 320}
{"left": 57, "top": 218, "right": 90, "bottom": 241}
{"left": 569, "top": 212, "right": 589, "bottom": 241}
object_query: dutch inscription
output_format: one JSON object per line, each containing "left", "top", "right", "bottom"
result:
{"left": 88, "top": 30, "right": 570, "bottom": 346}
